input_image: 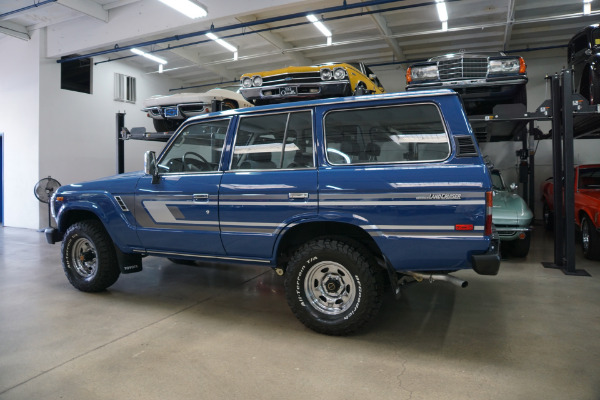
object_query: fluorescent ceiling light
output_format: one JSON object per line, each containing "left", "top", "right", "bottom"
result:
{"left": 130, "top": 48, "right": 168, "bottom": 64}
{"left": 583, "top": 0, "right": 592, "bottom": 14}
{"left": 436, "top": 0, "right": 448, "bottom": 22}
{"left": 206, "top": 32, "right": 238, "bottom": 54}
{"left": 306, "top": 14, "right": 332, "bottom": 46}
{"left": 158, "top": 0, "right": 207, "bottom": 19}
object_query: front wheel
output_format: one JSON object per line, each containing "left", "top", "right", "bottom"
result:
{"left": 61, "top": 220, "right": 121, "bottom": 292}
{"left": 284, "top": 239, "right": 383, "bottom": 335}
{"left": 581, "top": 216, "right": 600, "bottom": 260}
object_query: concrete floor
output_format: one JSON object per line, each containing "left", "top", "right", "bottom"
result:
{"left": 0, "top": 226, "right": 599, "bottom": 400}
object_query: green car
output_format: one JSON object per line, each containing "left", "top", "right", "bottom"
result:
{"left": 491, "top": 169, "right": 533, "bottom": 257}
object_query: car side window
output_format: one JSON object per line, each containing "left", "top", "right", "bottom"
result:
{"left": 324, "top": 103, "right": 450, "bottom": 165}
{"left": 231, "top": 111, "right": 314, "bottom": 170}
{"left": 157, "top": 119, "right": 229, "bottom": 173}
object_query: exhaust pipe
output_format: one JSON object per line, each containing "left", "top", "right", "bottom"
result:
{"left": 406, "top": 272, "right": 468, "bottom": 288}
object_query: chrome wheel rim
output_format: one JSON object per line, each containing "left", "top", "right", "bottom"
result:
{"left": 71, "top": 237, "right": 97, "bottom": 278}
{"left": 582, "top": 219, "right": 590, "bottom": 252}
{"left": 304, "top": 261, "right": 356, "bottom": 315}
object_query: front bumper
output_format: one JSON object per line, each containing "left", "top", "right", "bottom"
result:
{"left": 471, "top": 234, "right": 501, "bottom": 276}
{"left": 240, "top": 81, "right": 350, "bottom": 103}
{"left": 407, "top": 78, "right": 527, "bottom": 101}
{"left": 45, "top": 228, "right": 63, "bottom": 244}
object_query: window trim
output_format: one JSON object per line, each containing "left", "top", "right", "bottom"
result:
{"left": 322, "top": 102, "right": 451, "bottom": 166}
{"left": 157, "top": 117, "right": 232, "bottom": 175}
{"left": 227, "top": 109, "right": 316, "bottom": 172}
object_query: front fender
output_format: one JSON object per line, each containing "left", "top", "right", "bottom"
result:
{"left": 55, "top": 192, "right": 141, "bottom": 251}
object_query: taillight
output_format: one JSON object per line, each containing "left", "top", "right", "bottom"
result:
{"left": 405, "top": 67, "right": 412, "bottom": 83}
{"left": 519, "top": 57, "right": 526, "bottom": 74}
{"left": 485, "top": 191, "right": 493, "bottom": 236}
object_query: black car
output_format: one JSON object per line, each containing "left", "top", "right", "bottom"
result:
{"left": 568, "top": 24, "right": 600, "bottom": 104}
{"left": 406, "top": 52, "right": 528, "bottom": 115}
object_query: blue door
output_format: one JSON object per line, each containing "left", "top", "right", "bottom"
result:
{"left": 219, "top": 110, "right": 317, "bottom": 259}
{"left": 134, "top": 119, "right": 231, "bottom": 257}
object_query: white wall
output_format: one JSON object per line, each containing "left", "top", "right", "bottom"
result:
{"left": 0, "top": 29, "right": 181, "bottom": 229}
{"left": 0, "top": 33, "right": 41, "bottom": 229}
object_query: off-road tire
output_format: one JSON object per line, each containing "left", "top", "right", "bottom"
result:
{"left": 284, "top": 239, "right": 383, "bottom": 335}
{"left": 581, "top": 216, "right": 600, "bottom": 260}
{"left": 61, "top": 220, "right": 120, "bottom": 292}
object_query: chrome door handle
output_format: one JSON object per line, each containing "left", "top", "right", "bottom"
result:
{"left": 193, "top": 194, "right": 209, "bottom": 202}
{"left": 288, "top": 192, "right": 309, "bottom": 199}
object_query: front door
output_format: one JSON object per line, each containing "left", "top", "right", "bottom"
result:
{"left": 134, "top": 118, "right": 231, "bottom": 256}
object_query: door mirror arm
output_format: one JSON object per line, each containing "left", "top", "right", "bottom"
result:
{"left": 144, "top": 151, "right": 161, "bottom": 184}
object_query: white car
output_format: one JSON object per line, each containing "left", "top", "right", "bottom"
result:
{"left": 142, "top": 86, "right": 253, "bottom": 132}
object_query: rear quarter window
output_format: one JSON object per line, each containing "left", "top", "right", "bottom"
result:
{"left": 324, "top": 103, "right": 450, "bottom": 165}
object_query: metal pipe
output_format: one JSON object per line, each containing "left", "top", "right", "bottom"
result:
{"left": 0, "top": 0, "right": 57, "bottom": 20}
{"left": 57, "top": 0, "right": 417, "bottom": 64}
{"left": 406, "top": 271, "right": 468, "bottom": 288}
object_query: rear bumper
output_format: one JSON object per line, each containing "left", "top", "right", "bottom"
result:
{"left": 45, "top": 228, "right": 63, "bottom": 244}
{"left": 471, "top": 235, "right": 501, "bottom": 275}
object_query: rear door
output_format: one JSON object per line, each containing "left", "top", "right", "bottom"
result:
{"left": 219, "top": 109, "right": 317, "bottom": 259}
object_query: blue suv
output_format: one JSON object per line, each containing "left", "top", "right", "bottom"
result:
{"left": 46, "top": 90, "right": 500, "bottom": 335}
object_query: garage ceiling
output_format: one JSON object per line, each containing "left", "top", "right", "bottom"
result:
{"left": 1, "top": 0, "right": 598, "bottom": 89}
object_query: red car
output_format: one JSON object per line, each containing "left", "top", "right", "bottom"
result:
{"left": 541, "top": 164, "right": 600, "bottom": 260}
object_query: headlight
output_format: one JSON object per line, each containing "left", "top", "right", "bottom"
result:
{"left": 489, "top": 58, "right": 520, "bottom": 74}
{"left": 241, "top": 77, "right": 252, "bottom": 88}
{"left": 320, "top": 68, "right": 332, "bottom": 80}
{"left": 252, "top": 75, "right": 263, "bottom": 87}
{"left": 333, "top": 67, "right": 346, "bottom": 80}
{"left": 410, "top": 65, "right": 438, "bottom": 81}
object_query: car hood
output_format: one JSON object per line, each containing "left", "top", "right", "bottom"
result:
{"left": 428, "top": 52, "right": 505, "bottom": 62}
{"left": 492, "top": 190, "right": 533, "bottom": 226}
{"left": 57, "top": 171, "right": 145, "bottom": 195}
{"left": 143, "top": 88, "right": 247, "bottom": 108}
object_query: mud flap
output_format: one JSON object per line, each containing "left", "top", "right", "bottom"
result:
{"left": 114, "top": 245, "right": 143, "bottom": 274}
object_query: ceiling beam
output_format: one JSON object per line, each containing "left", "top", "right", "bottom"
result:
{"left": 235, "top": 15, "right": 313, "bottom": 66}
{"left": 503, "top": 0, "right": 516, "bottom": 51}
{"left": 0, "top": 20, "right": 30, "bottom": 41}
{"left": 56, "top": 0, "right": 108, "bottom": 22}
{"left": 160, "top": 46, "right": 236, "bottom": 82}
{"left": 366, "top": 4, "right": 407, "bottom": 68}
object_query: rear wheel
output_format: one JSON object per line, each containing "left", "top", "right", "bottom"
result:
{"left": 61, "top": 220, "right": 120, "bottom": 292}
{"left": 581, "top": 216, "right": 600, "bottom": 260}
{"left": 543, "top": 202, "right": 554, "bottom": 231}
{"left": 221, "top": 99, "right": 237, "bottom": 111}
{"left": 284, "top": 239, "right": 383, "bottom": 335}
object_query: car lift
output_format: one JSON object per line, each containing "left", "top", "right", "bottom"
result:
{"left": 116, "top": 99, "right": 226, "bottom": 174}
{"left": 469, "top": 69, "right": 596, "bottom": 276}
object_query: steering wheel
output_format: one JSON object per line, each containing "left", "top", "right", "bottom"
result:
{"left": 182, "top": 152, "right": 210, "bottom": 171}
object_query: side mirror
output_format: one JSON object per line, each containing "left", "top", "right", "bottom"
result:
{"left": 509, "top": 182, "right": 518, "bottom": 191}
{"left": 144, "top": 151, "right": 160, "bottom": 184}
{"left": 369, "top": 73, "right": 377, "bottom": 80}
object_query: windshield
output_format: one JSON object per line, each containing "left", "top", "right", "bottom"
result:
{"left": 491, "top": 171, "right": 505, "bottom": 191}
{"left": 579, "top": 167, "right": 600, "bottom": 189}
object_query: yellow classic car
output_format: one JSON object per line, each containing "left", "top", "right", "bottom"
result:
{"left": 239, "top": 62, "right": 385, "bottom": 104}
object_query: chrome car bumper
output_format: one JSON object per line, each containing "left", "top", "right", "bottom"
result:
{"left": 142, "top": 102, "right": 210, "bottom": 120}
{"left": 240, "top": 81, "right": 350, "bottom": 103}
